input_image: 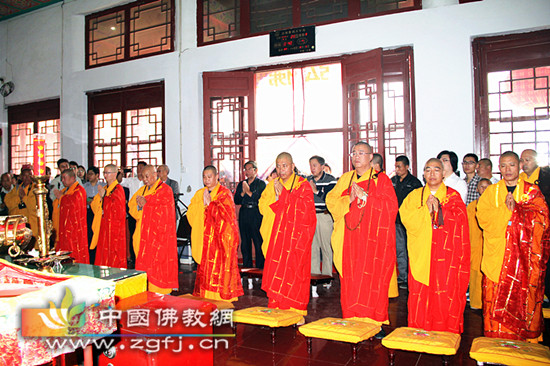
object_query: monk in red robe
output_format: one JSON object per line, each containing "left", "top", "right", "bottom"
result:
{"left": 187, "top": 165, "right": 243, "bottom": 301}
{"left": 129, "top": 165, "right": 178, "bottom": 294}
{"left": 400, "top": 158, "right": 470, "bottom": 334}
{"left": 90, "top": 164, "right": 127, "bottom": 268}
{"left": 477, "top": 151, "right": 550, "bottom": 341}
{"left": 53, "top": 169, "right": 89, "bottom": 264}
{"left": 326, "top": 142, "right": 398, "bottom": 328}
{"left": 259, "top": 152, "right": 316, "bottom": 314}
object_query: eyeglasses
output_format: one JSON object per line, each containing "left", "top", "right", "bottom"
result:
{"left": 349, "top": 151, "right": 371, "bottom": 157}
{"left": 104, "top": 171, "right": 117, "bottom": 175}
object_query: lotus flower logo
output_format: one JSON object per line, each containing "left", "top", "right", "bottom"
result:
{"left": 38, "top": 287, "right": 86, "bottom": 331}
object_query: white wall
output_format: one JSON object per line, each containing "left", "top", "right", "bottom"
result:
{"left": 0, "top": 0, "right": 549, "bottom": 200}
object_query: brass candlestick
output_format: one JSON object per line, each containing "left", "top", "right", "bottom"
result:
{"left": 32, "top": 175, "right": 52, "bottom": 258}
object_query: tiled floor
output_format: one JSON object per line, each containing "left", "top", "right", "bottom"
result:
{"left": 173, "top": 264, "right": 550, "bottom": 366}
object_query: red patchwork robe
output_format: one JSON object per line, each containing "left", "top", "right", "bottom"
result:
{"left": 188, "top": 183, "right": 243, "bottom": 300}
{"left": 90, "top": 181, "right": 127, "bottom": 268}
{"left": 129, "top": 180, "right": 178, "bottom": 290}
{"left": 327, "top": 168, "right": 398, "bottom": 322}
{"left": 400, "top": 184, "right": 470, "bottom": 334}
{"left": 55, "top": 182, "right": 89, "bottom": 264}
{"left": 259, "top": 174, "right": 316, "bottom": 313}
{"left": 478, "top": 180, "right": 550, "bottom": 340}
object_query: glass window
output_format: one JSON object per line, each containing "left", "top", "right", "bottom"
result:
{"left": 87, "top": 0, "right": 174, "bottom": 68}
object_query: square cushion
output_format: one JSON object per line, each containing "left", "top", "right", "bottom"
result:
{"left": 381, "top": 327, "right": 460, "bottom": 355}
{"left": 232, "top": 306, "right": 304, "bottom": 327}
{"left": 470, "top": 337, "right": 550, "bottom": 366}
{"left": 298, "top": 317, "right": 380, "bottom": 344}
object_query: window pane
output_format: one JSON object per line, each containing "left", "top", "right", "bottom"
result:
{"left": 384, "top": 81, "right": 405, "bottom": 176}
{"left": 301, "top": 0, "right": 347, "bottom": 25}
{"left": 126, "top": 107, "right": 163, "bottom": 169}
{"left": 360, "top": 0, "right": 415, "bottom": 15}
{"left": 37, "top": 119, "right": 61, "bottom": 174}
{"left": 203, "top": 0, "right": 240, "bottom": 43}
{"left": 93, "top": 113, "right": 122, "bottom": 169}
{"left": 250, "top": 0, "right": 292, "bottom": 34}
{"left": 255, "top": 64, "right": 343, "bottom": 133}
{"left": 129, "top": 0, "right": 173, "bottom": 57}
{"left": 209, "top": 96, "right": 249, "bottom": 190}
{"left": 88, "top": 10, "right": 125, "bottom": 67}
{"left": 256, "top": 133, "right": 344, "bottom": 179}
{"left": 488, "top": 66, "right": 550, "bottom": 166}
{"left": 10, "top": 122, "right": 34, "bottom": 174}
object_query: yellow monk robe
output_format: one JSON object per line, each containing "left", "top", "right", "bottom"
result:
{"left": 187, "top": 183, "right": 243, "bottom": 301}
{"left": 4, "top": 183, "right": 38, "bottom": 239}
{"left": 326, "top": 168, "right": 398, "bottom": 323}
{"left": 466, "top": 200, "right": 483, "bottom": 310}
{"left": 259, "top": 173, "right": 316, "bottom": 315}
{"left": 399, "top": 184, "right": 470, "bottom": 333}
{"left": 519, "top": 166, "right": 540, "bottom": 184}
{"left": 129, "top": 179, "right": 178, "bottom": 294}
{"left": 53, "top": 182, "right": 89, "bottom": 263}
{"left": 477, "top": 179, "right": 550, "bottom": 341}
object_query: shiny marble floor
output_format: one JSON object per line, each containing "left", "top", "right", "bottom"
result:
{"left": 173, "top": 264, "right": 550, "bottom": 366}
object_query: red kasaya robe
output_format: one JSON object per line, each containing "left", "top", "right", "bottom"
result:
{"left": 129, "top": 180, "right": 178, "bottom": 290}
{"left": 55, "top": 182, "right": 89, "bottom": 264}
{"left": 327, "top": 169, "right": 398, "bottom": 322}
{"left": 188, "top": 184, "right": 243, "bottom": 300}
{"left": 259, "top": 174, "right": 316, "bottom": 313}
{"left": 400, "top": 185, "right": 470, "bottom": 334}
{"left": 90, "top": 181, "right": 127, "bottom": 268}
{"left": 479, "top": 181, "right": 550, "bottom": 340}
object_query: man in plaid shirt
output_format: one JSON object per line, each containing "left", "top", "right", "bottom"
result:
{"left": 463, "top": 153, "right": 481, "bottom": 205}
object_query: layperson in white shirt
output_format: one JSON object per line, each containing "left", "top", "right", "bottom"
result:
{"left": 437, "top": 150, "right": 468, "bottom": 203}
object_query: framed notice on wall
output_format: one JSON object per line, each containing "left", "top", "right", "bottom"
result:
{"left": 270, "top": 26, "right": 315, "bottom": 57}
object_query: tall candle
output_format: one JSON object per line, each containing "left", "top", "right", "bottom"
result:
{"left": 33, "top": 137, "right": 46, "bottom": 176}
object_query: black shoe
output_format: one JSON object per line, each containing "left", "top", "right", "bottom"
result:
{"left": 398, "top": 283, "right": 408, "bottom": 290}
{"left": 374, "top": 328, "right": 386, "bottom": 340}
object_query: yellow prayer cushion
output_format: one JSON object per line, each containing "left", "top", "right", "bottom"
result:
{"left": 469, "top": 337, "right": 550, "bottom": 366}
{"left": 232, "top": 306, "right": 304, "bottom": 327}
{"left": 381, "top": 327, "right": 460, "bottom": 355}
{"left": 115, "top": 272, "right": 147, "bottom": 300}
{"left": 298, "top": 317, "right": 380, "bottom": 344}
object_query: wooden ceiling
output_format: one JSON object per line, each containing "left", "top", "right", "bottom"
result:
{"left": 0, "top": 0, "right": 63, "bottom": 21}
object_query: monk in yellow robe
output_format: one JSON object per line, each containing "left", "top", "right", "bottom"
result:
{"left": 5, "top": 168, "right": 38, "bottom": 240}
{"left": 400, "top": 158, "right": 470, "bottom": 334}
{"left": 260, "top": 152, "right": 316, "bottom": 315}
{"left": 477, "top": 151, "right": 550, "bottom": 341}
{"left": 187, "top": 165, "right": 243, "bottom": 301}
{"left": 466, "top": 178, "right": 492, "bottom": 310}
{"left": 326, "top": 142, "right": 398, "bottom": 332}
{"left": 52, "top": 169, "right": 89, "bottom": 263}
{"left": 129, "top": 165, "right": 178, "bottom": 294}
{"left": 519, "top": 149, "right": 550, "bottom": 301}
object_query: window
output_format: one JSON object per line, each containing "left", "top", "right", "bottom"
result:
{"left": 86, "top": 0, "right": 175, "bottom": 69}
{"left": 87, "top": 82, "right": 165, "bottom": 172}
{"left": 8, "top": 99, "right": 61, "bottom": 175}
{"left": 473, "top": 30, "right": 550, "bottom": 170}
{"left": 203, "top": 47, "right": 416, "bottom": 189}
{"left": 199, "top": 0, "right": 420, "bottom": 46}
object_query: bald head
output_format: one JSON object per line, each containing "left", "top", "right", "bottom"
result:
{"left": 520, "top": 149, "right": 538, "bottom": 177}
{"left": 142, "top": 165, "right": 158, "bottom": 188}
{"left": 104, "top": 164, "right": 118, "bottom": 185}
{"left": 276, "top": 152, "right": 295, "bottom": 183}
{"left": 61, "top": 168, "right": 76, "bottom": 188}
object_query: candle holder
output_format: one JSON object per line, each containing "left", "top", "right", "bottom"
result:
{"left": 32, "top": 175, "right": 52, "bottom": 258}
